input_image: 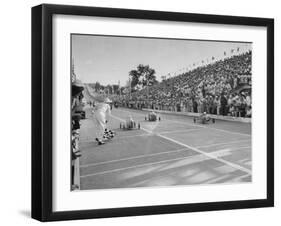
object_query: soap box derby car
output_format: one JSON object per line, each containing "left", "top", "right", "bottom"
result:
{"left": 120, "top": 116, "right": 141, "bottom": 130}
{"left": 145, "top": 111, "right": 161, "bottom": 121}
{"left": 193, "top": 112, "right": 215, "bottom": 124}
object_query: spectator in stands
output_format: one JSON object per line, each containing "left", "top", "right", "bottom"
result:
{"left": 245, "top": 92, "right": 251, "bottom": 107}
{"left": 220, "top": 94, "right": 228, "bottom": 116}
{"left": 246, "top": 106, "right": 252, "bottom": 118}
{"left": 238, "top": 94, "right": 247, "bottom": 117}
{"left": 213, "top": 95, "right": 220, "bottom": 115}
{"left": 117, "top": 50, "right": 252, "bottom": 118}
{"left": 193, "top": 98, "right": 198, "bottom": 113}
{"left": 229, "top": 104, "right": 235, "bottom": 116}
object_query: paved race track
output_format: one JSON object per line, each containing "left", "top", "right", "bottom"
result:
{"left": 78, "top": 106, "right": 251, "bottom": 190}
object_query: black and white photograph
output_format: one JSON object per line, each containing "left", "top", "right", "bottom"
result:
{"left": 71, "top": 34, "right": 252, "bottom": 191}
{"left": 30, "top": 3, "right": 274, "bottom": 222}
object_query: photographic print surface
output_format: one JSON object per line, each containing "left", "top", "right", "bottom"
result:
{"left": 71, "top": 34, "right": 252, "bottom": 191}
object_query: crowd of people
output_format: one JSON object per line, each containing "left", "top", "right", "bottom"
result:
{"left": 71, "top": 80, "right": 85, "bottom": 190}
{"left": 115, "top": 51, "right": 252, "bottom": 118}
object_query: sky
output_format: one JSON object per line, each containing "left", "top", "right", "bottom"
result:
{"left": 71, "top": 34, "right": 252, "bottom": 86}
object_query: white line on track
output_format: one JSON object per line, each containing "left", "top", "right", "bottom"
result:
{"left": 159, "top": 128, "right": 200, "bottom": 135}
{"left": 117, "top": 108, "right": 251, "bottom": 137}
{"left": 196, "top": 139, "right": 251, "bottom": 148}
{"left": 112, "top": 112, "right": 199, "bottom": 138}
{"left": 109, "top": 114, "right": 152, "bottom": 134}
{"left": 203, "top": 146, "right": 251, "bottom": 154}
{"left": 80, "top": 147, "right": 249, "bottom": 178}
{"left": 157, "top": 133, "right": 252, "bottom": 175}
{"left": 202, "top": 175, "right": 231, "bottom": 184}
{"left": 80, "top": 155, "right": 202, "bottom": 178}
{"left": 81, "top": 145, "right": 250, "bottom": 172}
{"left": 109, "top": 112, "right": 251, "bottom": 175}
{"left": 115, "top": 133, "right": 151, "bottom": 140}
{"left": 165, "top": 118, "right": 251, "bottom": 137}
{"left": 111, "top": 113, "right": 193, "bottom": 135}
{"left": 80, "top": 147, "right": 188, "bottom": 168}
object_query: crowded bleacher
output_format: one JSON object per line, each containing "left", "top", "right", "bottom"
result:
{"left": 115, "top": 50, "right": 252, "bottom": 118}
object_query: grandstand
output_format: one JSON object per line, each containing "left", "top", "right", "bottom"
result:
{"left": 116, "top": 51, "right": 252, "bottom": 118}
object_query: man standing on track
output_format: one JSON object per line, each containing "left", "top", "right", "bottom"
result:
{"left": 92, "top": 97, "right": 112, "bottom": 145}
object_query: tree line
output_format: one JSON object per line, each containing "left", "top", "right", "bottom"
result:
{"left": 87, "top": 64, "right": 158, "bottom": 95}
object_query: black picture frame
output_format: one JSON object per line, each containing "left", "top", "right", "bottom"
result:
{"left": 32, "top": 4, "right": 274, "bottom": 222}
